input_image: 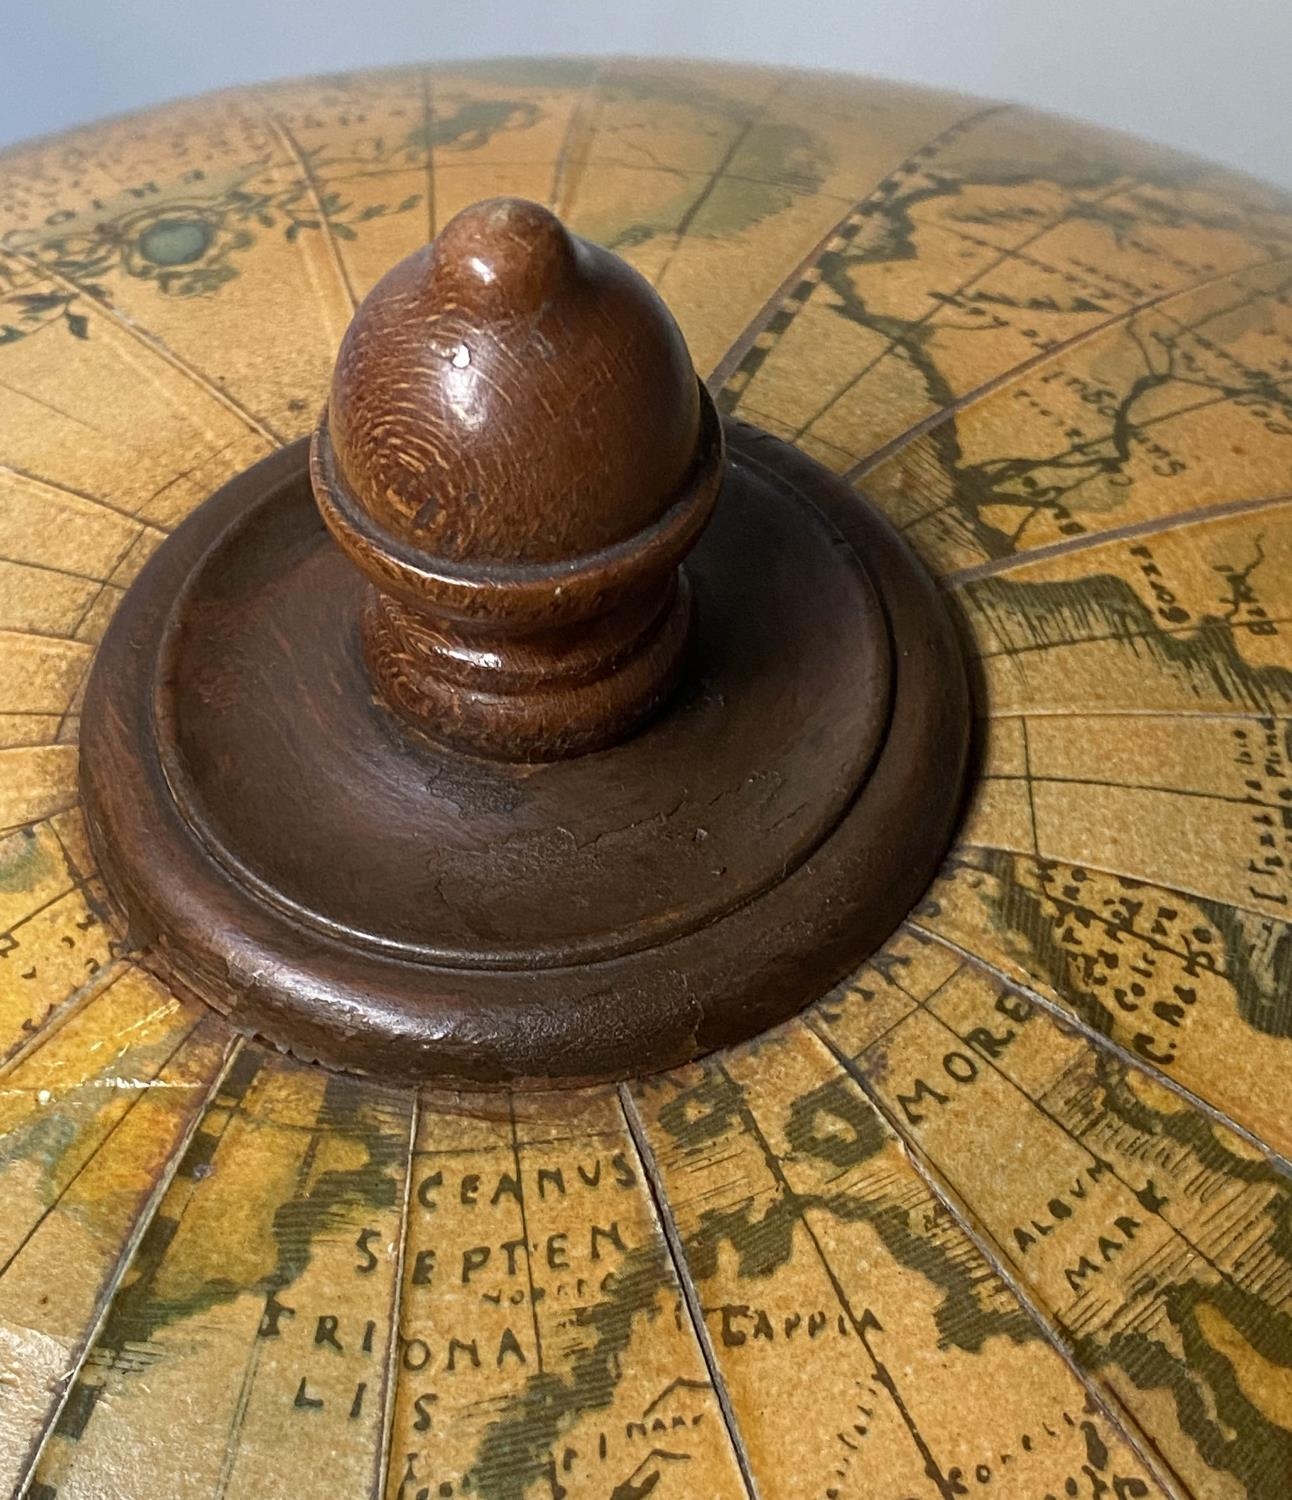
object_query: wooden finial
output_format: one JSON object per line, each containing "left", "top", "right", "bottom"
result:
{"left": 310, "top": 196, "right": 724, "bottom": 760}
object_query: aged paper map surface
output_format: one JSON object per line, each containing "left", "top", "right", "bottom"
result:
{"left": 0, "top": 58, "right": 1288, "bottom": 1498}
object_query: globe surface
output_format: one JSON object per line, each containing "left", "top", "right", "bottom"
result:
{"left": 0, "top": 57, "right": 1289, "bottom": 1500}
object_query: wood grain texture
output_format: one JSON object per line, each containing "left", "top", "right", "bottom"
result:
{"left": 77, "top": 423, "right": 967, "bottom": 1084}
{"left": 313, "top": 195, "right": 722, "bottom": 760}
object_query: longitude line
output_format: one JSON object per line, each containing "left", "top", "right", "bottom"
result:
{"left": 714, "top": 1056, "right": 960, "bottom": 1500}
{"left": 507, "top": 1092, "right": 545, "bottom": 1374}
{"left": 791, "top": 175, "right": 1134, "bottom": 444}
{"left": 814, "top": 1023, "right": 1194, "bottom": 1500}
{"left": 0, "top": 1017, "right": 202, "bottom": 1281}
{"left": 420, "top": 69, "right": 437, "bottom": 240}
{"left": 375, "top": 1092, "right": 419, "bottom": 1500}
{"left": 1020, "top": 717, "right": 1041, "bottom": 856}
{"left": 548, "top": 59, "right": 610, "bottom": 215}
{"left": 619, "top": 1085, "right": 761, "bottom": 1500}
{"left": 15, "top": 1031, "right": 243, "bottom": 1492}
{"left": 707, "top": 102, "right": 1011, "bottom": 391}
{"left": 262, "top": 111, "right": 359, "bottom": 311}
{"left": 651, "top": 78, "right": 789, "bottom": 290}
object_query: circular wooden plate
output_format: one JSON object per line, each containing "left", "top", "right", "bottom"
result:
{"left": 79, "top": 419, "right": 966, "bottom": 1085}
{"left": 0, "top": 58, "right": 1289, "bottom": 1500}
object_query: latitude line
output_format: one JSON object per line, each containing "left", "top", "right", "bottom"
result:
{"left": 903, "top": 920, "right": 1292, "bottom": 1181}
{"left": 956, "top": 838, "right": 1290, "bottom": 929}
{"left": 0, "top": 458, "right": 174, "bottom": 533}
{"left": 0, "top": 244, "right": 286, "bottom": 446}
{"left": 812, "top": 980, "right": 926, "bottom": 1062}
{"left": 858, "top": 954, "right": 966, "bottom": 1026}
{"left": 0, "top": 372, "right": 99, "bottom": 431}
{"left": 0, "top": 620, "right": 95, "bottom": 645}
{"left": 789, "top": 175, "right": 1137, "bottom": 446}
{"left": 985, "top": 769, "right": 1292, "bottom": 812}
{"left": 574, "top": 157, "right": 856, "bottom": 200}
{"left": 0, "top": 1015, "right": 202, "bottom": 1283}
{"left": 968, "top": 611, "right": 1292, "bottom": 664}
{"left": 0, "top": 958, "right": 130, "bottom": 1086}
{"left": 0, "top": 551, "right": 117, "bottom": 588}
{"left": 0, "top": 876, "right": 79, "bottom": 944}
{"left": 848, "top": 247, "right": 1292, "bottom": 487}
{"left": 800, "top": 959, "right": 971, "bottom": 1106}
{"left": 897, "top": 332, "right": 1292, "bottom": 542}
{"left": 984, "top": 706, "right": 1292, "bottom": 723}
{"left": 945, "top": 489, "right": 1292, "bottom": 588}
{"left": 917, "top": 998, "right": 1292, "bottom": 1325}
{"left": 0, "top": 806, "right": 81, "bottom": 842}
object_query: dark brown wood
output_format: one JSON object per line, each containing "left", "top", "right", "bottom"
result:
{"left": 156, "top": 451, "right": 888, "bottom": 971}
{"left": 77, "top": 198, "right": 972, "bottom": 1087}
{"left": 312, "top": 196, "right": 724, "bottom": 761}
{"left": 78, "top": 418, "right": 969, "bottom": 1087}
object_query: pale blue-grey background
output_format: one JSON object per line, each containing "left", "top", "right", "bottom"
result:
{"left": 2, "top": 0, "right": 1289, "bottom": 189}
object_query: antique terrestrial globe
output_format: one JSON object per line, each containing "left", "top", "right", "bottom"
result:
{"left": 0, "top": 56, "right": 1288, "bottom": 1500}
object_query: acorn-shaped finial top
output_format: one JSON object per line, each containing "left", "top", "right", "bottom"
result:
{"left": 324, "top": 196, "right": 709, "bottom": 566}
{"left": 310, "top": 197, "right": 724, "bottom": 760}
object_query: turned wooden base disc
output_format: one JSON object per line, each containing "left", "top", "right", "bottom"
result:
{"left": 80, "top": 420, "right": 969, "bottom": 1086}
